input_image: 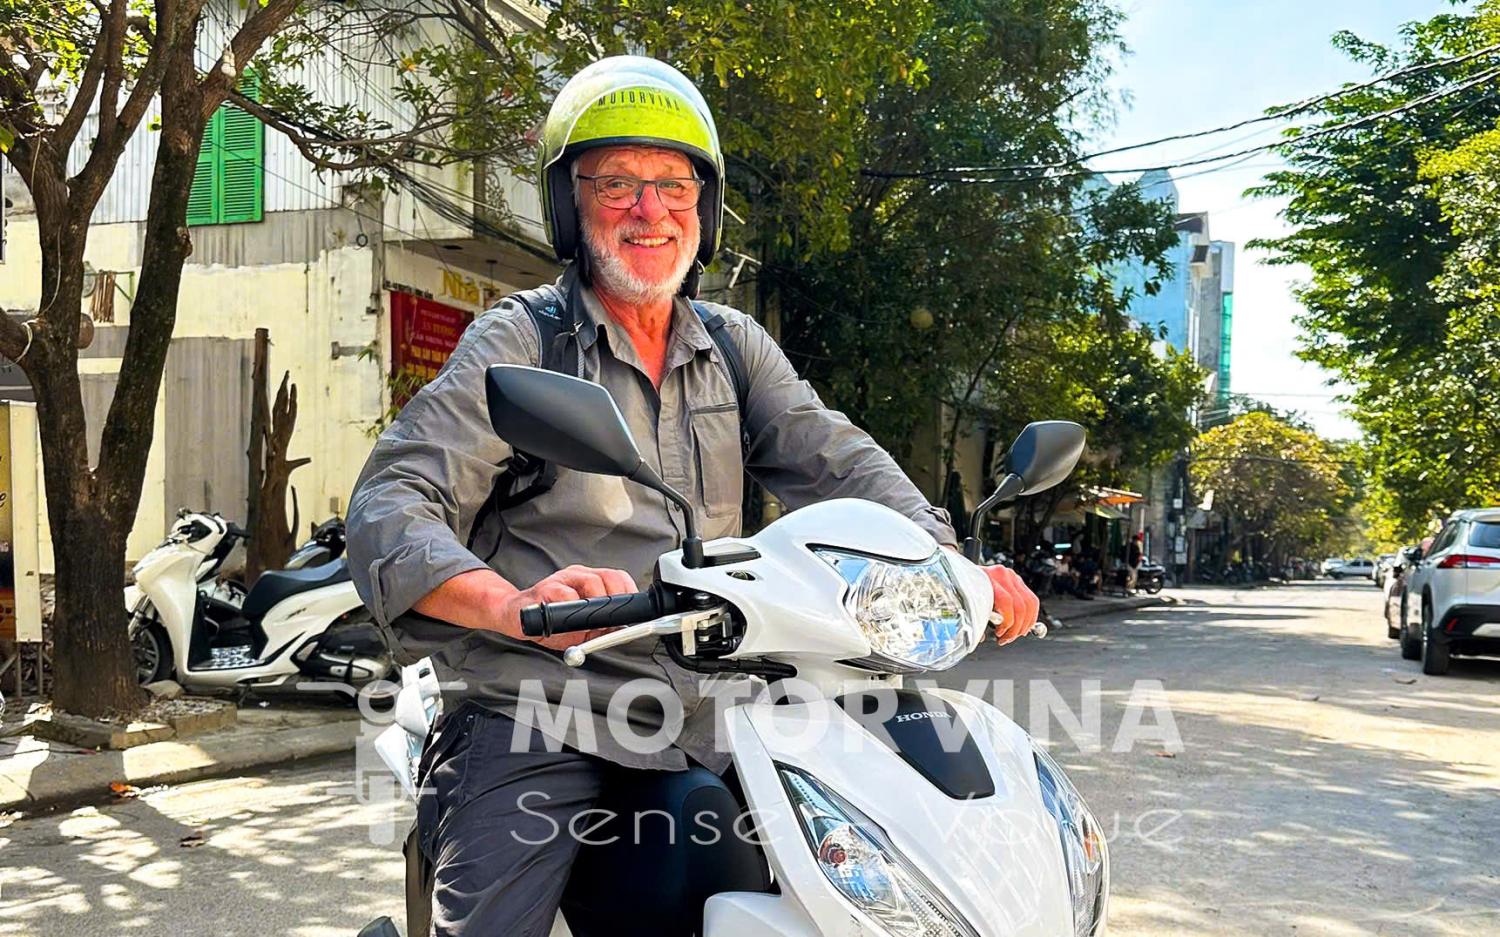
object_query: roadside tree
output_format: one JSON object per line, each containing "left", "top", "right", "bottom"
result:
{"left": 1190, "top": 412, "right": 1351, "bottom": 563}
{"left": 1251, "top": 2, "right": 1500, "bottom": 541}
{"left": 0, "top": 0, "right": 304, "bottom": 716}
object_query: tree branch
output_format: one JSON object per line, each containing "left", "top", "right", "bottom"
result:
{"left": 198, "top": 0, "right": 303, "bottom": 117}
{"left": 54, "top": 5, "right": 117, "bottom": 151}
{"left": 228, "top": 89, "right": 471, "bottom": 171}
{"left": 71, "top": 0, "right": 203, "bottom": 215}
{"left": 0, "top": 309, "right": 33, "bottom": 366}
{"left": 90, "top": 0, "right": 132, "bottom": 155}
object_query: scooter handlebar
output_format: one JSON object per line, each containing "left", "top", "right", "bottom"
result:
{"left": 520, "top": 587, "right": 680, "bottom": 638}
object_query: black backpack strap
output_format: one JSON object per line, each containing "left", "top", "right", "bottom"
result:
{"left": 691, "top": 301, "right": 751, "bottom": 455}
{"left": 467, "top": 284, "right": 571, "bottom": 558}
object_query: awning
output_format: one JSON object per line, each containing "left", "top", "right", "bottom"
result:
{"left": 1085, "top": 485, "right": 1145, "bottom": 507}
{"left": 1087, "top": 503, "right": 1127, "bottom": 520}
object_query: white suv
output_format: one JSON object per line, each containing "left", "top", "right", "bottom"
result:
{"left": 1399, "top": 508, "right": 1500, "bottom": 675}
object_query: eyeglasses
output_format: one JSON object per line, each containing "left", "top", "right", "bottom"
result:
{"left": 576, "top": 174, "right": 704, "bottom": 211}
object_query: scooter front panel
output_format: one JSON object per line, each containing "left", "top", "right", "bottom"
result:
{"left": 703, "top": 892, "right": 821, "bottom": 937}
{"left": 726, "top": 697, "right": 1073, "bottom": 937}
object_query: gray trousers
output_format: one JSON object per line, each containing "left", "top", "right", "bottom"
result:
{"left": 410, "top": 705, "right": 607, "bottom": 937}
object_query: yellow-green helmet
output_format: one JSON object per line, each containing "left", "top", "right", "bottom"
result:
{"left": 539, "top": 56, "right": 725, "bottom": 267}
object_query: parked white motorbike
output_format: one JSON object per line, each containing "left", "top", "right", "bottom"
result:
{"left": 127, "top": 510, "right": 391, "bottom": 695}
{"left": 127, "top": 510, "right": 248, "bottom": 683}
{"left": 363, "top": 366, "right": 1108, "bottom": 937}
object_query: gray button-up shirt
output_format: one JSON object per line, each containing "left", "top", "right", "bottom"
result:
{"left": 347, "top": 265, "right": 955, "bottom": 771}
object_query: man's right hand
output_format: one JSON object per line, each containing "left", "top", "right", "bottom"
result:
{"left": 413, "top": 565, "right": 639, "bottom": 651}
{"left": 498, "top": 565, "right": 638, "bottom": 651}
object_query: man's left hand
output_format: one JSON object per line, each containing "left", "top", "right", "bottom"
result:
{"left": 983, "top": 564, "right": 1039, "bottom": 645}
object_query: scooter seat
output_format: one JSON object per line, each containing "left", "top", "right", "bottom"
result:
{"left": 240, "top": 559, "right": 352, "bottom": 623}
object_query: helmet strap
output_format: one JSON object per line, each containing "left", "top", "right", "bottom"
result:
{"left": 575, "top": 246, "right": 594, "bottom": 287}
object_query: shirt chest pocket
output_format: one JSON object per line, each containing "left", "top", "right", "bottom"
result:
{"left": 689, "top": 402, "right": 743, "bottom": 519}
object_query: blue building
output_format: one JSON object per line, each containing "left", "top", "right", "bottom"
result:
{"left": 1115, "top": 170, "right": 1234, "bottom": 409}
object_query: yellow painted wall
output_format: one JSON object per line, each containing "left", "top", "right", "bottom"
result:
{"left": 0, "top": 216, "right": 383, "bottom": 565}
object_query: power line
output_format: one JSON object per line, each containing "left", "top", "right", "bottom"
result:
{"left": 1061, "top": 41, "right": 1500, "bottom": 169}
{"left": 865, "top": 61, "right": 1500, "bottom": 184}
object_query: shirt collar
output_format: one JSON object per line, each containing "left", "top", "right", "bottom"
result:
{"left": 565, "top": 262, "right": 713, "bottom": 360}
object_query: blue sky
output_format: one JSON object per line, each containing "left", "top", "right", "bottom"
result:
{"left": 1096, "top": 0, "right": 1450, "bottom": 438}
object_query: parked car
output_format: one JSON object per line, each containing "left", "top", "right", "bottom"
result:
{"left": 1320, "top": 556, "right": 1348, "bottom": 576}
{"left": 1383, "top": 546, "right": 1422, "bottom": 639}
{"left": 1373, "top": 553, "right": 1397, "bottom": 589}
{"left": 1330, "top": 557, "right": 1376, "bottom": 580}
{"left": 1398, "top": 508, "right": 1500, "bottom": 675}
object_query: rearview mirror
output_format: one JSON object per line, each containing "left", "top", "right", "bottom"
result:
{"left": 1004, "top": 421, "right": 1088, "bottom": 495}
{"left": 484, "top": 364, "right": 706, "bottom": 566}
{"left": 963, "top": 420, "right": 1087, "bottom": 562}
{"left": 485, "top": 365, "right": 647, "bottom": 479}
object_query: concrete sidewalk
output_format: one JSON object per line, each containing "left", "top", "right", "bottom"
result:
{"left": 1044, "top": 590, "right": 1170, "bottom": 625}
{"left": 0, "top": 704, "right": 359, "bottom": 815}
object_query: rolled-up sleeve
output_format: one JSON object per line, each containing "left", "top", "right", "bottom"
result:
{"left": 734, "top": 317, "right": 958, "bottom": 547}
{"left": 346, "top": 305, "right": 538, "bottom": 626}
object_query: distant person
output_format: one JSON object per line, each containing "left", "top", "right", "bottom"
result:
{"left": 1077, "top": 550, "right": 1101, "bottom": 595}
{"left": 1126, "top": 532, "right": 1145, "bottom": 595}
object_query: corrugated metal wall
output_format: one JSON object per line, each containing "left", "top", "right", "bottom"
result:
{"left": 162, "top": 337, "right": 254, "bottom": 528}
{"left": 75, "top": 331, "right": 254, "bottom": 528}
{"left": 78, "top": 0, "right": 419, "bottom": 224}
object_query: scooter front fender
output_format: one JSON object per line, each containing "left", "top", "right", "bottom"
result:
{"left": 719, "top": 693, "right": 1073, "bottom": 937}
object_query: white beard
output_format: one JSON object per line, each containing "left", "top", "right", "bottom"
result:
{"left": 582, "top": 217, "right": 700, "bottom": 305}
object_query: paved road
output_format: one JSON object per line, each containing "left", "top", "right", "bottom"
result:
{"left": 943, "top": 582, "right": 1500, "bottom": 937}
{"left": 1, "top": 582, "right": 1495, "bottom": 936}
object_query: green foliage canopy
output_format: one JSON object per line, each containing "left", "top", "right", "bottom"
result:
{"left": 1251, "top": 3, "right": 1500, "bottom": 540}
{"left": 1191, "top": 412, "right": 1352, "bottom": 559}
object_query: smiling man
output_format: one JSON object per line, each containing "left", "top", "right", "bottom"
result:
{"left": 346, "top": 56, "right": 1039, "bottom": 936}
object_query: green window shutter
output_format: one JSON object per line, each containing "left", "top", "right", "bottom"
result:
{"left": 186, "top": 113, "right": 219, "bottom": 226}
{"left": 216, "top": 72, "right": 263, "bottom": 224}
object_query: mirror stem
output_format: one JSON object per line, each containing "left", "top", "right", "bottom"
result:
{"left": 633, "top": 464, "right": 705, "bottom": 568}
{"left": 963, "top": 473, "right": 1025, "bottom": 563}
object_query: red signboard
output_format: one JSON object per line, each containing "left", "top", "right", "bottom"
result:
{"left": 389, "top": 291, "right": 474, "bottom": 406}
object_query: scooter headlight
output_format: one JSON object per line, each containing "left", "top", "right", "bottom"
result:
{"left": 814, "top": 548, "right": 972, "bottom": 672}
{"left": 778, "top": 764, "right": 979, "bottom": 937}
{"left": 1034, "top": 746, "right": 1109, "bottom": 936}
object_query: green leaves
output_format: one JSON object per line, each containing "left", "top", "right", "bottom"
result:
{"left": 1255, "top": 1, "right": 1500, "bottom": 541}
{"left": 1191, "top": 413, "right": 1352, "bottom": 557}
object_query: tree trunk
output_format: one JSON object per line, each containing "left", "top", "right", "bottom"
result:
{"left": 32, "top": 225, "right": 144, "bottom": 717}
{"left": 49, "top": 58, "right": 205, "bottom": 718}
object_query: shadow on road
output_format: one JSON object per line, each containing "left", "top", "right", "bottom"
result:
{"left": 943, "top": 584, "right": 1500, "bottom": 936}
{"left": 0, "top": 757, "right": 407, "bottom": 937}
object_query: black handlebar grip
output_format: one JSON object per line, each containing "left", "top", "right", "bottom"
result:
{"left": 519, "top": 589, "right": 677, "bottom": 638}
{"left": 227, "top": 522, "right": 251, "bottom": 539}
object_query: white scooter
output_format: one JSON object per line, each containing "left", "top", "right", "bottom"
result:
{"left": 127, "top": 510, "right": 391, "bottom": 695}
{"left": 362, "top": 366, "right": 1109, "bottom": 937}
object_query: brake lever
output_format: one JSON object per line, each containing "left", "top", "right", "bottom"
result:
{"left": 990, "top": 613, "right": 1050, "bottom": 640}
{"left": 561, "top": 607, "right": 731, "bottom": 668}
{"left": 562, "top": 620, "right": 681, "bottom": 668}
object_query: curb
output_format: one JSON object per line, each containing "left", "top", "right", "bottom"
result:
{"left": 1053, "top": 594, "right": 1171, "bottom": 625}
{"left": 1, "top": 719, "right": 359, "bottom": 815}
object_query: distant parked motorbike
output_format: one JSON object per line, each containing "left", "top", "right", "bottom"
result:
{"left": 127, "top": 510, "right": 390, "bottom": 697}
{"left": 1020, "top": 544, "right": 1059, "bottom": 596}
{"left": 993, "top": 547, "right": 1064, "bottom": 632}
{"left": 1136, "top": 561, "right": 1166, "bottom": 595}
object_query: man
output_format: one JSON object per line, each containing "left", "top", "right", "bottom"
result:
{"left": 347, "top": 56, "right": 1039, "bottom": 936}
{"left": 1126, "top": 531, "right": 1145, "bottom": 595}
